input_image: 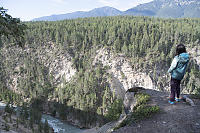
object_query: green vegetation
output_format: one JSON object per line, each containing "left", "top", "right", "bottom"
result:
{"left": 3, "top": 99, "right": 51, "bottom": 133}
{"left": 0, "top": 7, "right": 26, "bottom": 47}
{"left": 105, "top": 99, "right": 123, "bottom": 121}
{"left": 132, "top": 105, "right": 160, "bottom": 121}
{"left": 0, "top": 16, "right": 200, "bottom": 126}
{"left": 44, "top": 119, "right": 50, "bottom": 133}
{"left": 133, "top": 93, "right": 160, "bottom": 122}
{"left": 5, "top": 102, "right": 14, "bottom": 115}
{"left": 115, "top": 93, "right": 160, "bottom": 129}
{"left": 134, "top": 93, "right": 151, "bottom": 108}
{"left": 0, "top": 89, "right": 21, "bottom": 104}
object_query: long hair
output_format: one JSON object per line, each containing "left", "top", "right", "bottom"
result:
{"left": 175, "top": 44, "right": 186, "bottom": 56}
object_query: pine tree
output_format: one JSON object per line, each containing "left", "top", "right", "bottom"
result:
{"left": 0, "top": 7, "right": 26, "bottom": 47}
{"left": 44, "top": 119, "right": 49, "bottom": 133}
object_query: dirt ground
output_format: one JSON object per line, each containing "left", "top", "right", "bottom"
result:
{"left": 113, "top": 89, "right": 200, "bottom": 133}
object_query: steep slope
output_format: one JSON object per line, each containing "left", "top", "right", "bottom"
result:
{"left": 126, "top": 0, "right": 200, "bottom": 18}
{"left": 124, "top": 0, "right": 160, "bottom": 16}
{"left": 0, "top": 42, "right": 76, "bottom": 97}
{"left": 188, "top": 46, "right": 200, "bottom": 70}
{"left": 93, "top": 48, "right": 155, "bottom": 98}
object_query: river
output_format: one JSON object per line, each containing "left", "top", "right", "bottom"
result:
{"left": 0, "top": 101, "right": 84, "bottom": 133}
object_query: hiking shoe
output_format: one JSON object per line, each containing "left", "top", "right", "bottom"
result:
{"left": 175, "top": 98, "right": 181, "bottom": 102}
{"left": 168, "top": 100, "right": 175, "bottom": 105}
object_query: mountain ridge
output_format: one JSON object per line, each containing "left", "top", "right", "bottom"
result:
{"left": 32, "top": 0, "right": 200, "bottom": 21}
{"left": 32, "top": 6, "right": 122, "bottom": 21}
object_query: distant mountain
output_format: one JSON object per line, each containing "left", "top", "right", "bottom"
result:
{"left": 32, "top": 0, "right": 200, "bottom": 21}
{"left": 32, "top": 6, "right": 122, "bottom": 21}
{"left": 125, "top": 0, "right": 200, "bottom": 18}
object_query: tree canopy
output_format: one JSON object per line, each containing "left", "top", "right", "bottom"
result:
{"left": 0, "top": 7, "right": 26, "bottom": 47}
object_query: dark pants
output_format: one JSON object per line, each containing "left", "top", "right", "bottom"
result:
{"left": 170, "top": 78, "right": 181, "bottom": 102}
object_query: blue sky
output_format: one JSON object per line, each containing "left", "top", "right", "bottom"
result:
{"left": 1, "top": 0, "right": 153, "bottom": 21}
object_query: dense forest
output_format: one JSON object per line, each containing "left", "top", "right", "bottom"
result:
{"left": 0, "top": 16, "right": 200, "bottom": 127}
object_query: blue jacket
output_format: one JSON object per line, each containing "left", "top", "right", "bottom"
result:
{"left": 168, "top": 53, "right": 189, "bottom": 80}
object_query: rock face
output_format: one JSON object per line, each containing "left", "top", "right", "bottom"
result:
{"left": 123, "top": 87, "right": 145, "bottom": 114}
{"left": 188, "top": 46, "right": 200, "bottom": 70}
{"left": 34, "top": 43, "right": 76, "bottom": 85}
{"left": 1, "top": 42, "right": 76, "bottom": 93}
{"left": 93, "top": 48, "right": 155, "bottom": 98}
{"left": 0, "top": 46, "right": 23, "bottom": 93}
{"left": 123, "top": 91, "right": 136, "bottom": 114}
{"left": 2, "top": 45, "right": 199, "bottom": 97}
{"left": 92, "top": 46, "right": 200, "bottom": 97}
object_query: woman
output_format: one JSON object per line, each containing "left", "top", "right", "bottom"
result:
{"left": 168, "top": 44, "right": 189, "bottom": 104}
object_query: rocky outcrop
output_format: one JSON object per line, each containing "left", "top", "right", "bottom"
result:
{"left": 1, "top": 42, "right": 76, "bottom": 93}
{"left": 123, "top": 92, "right": 136, "bottom": 114}
{"left": 113, "top": 89, "right": 200, "bottom": 133}
{"left": 87, "top": 89, "right": 200, "bottom": 133}
{"left": 3, "top": 44, "right": 199, "bottom": 97}
{"left": 93, "top": 48, "right": 155, "bottom": 98}
{"left": 25, "top": 42, "right": 76, "bottom": 85}
{"left": 123, "top": 87, "right": 145, "bottom": 114}
{"left": 93, "top": 46, "right": 200, "bottom": 97}
{"left": 188, "top": 46, "right": 200, "bottom": 70}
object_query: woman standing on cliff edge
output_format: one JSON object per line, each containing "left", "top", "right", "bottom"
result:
{"left": 168, "top": 44, "right": 189, "bottom": 104}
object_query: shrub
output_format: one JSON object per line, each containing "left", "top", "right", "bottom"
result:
{"left": 105, "top": 99, "right": 123, "bottom": 121}
{"left": 114, "top": 93, "right": 160, "bottom": 130}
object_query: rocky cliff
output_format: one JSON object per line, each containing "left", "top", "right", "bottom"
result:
{"left": 188, "top": 46, "right": 200, "bottom": 70}
{"left": 0, "top": 42, "right": 76, "bottom": 95}
{"left": 93, "top": 48, "right": 155, "bottom": 98}
{"left": 1, "top": 43, "right": 200, "bottom": 129}
{"left": 2, "top": 44, "right": 199, "bottom": 98}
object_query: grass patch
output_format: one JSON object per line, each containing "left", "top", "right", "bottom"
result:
{"left": 114, "top": 93, "right": 160, "bottom": 130}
